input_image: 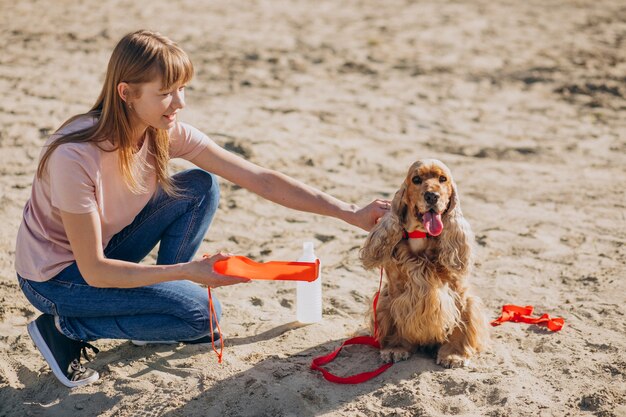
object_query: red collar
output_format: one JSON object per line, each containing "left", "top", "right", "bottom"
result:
{"left": 402, "top": 230, "right": 428, "bottom": 239}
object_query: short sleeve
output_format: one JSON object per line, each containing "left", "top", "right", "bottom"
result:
{"left": 168, "top": 122, "right": 211, "bottom": 160}
{"left": 47, "top": 145, "right": 98, "bottom": 214}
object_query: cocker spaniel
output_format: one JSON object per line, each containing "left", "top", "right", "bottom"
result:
{"left": 360, "top": 159, "right": 489, "bottom": 368}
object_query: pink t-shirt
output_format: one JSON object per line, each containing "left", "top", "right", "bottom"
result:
{"left": 15, "top": 117, "right": 211, "bottom": 282}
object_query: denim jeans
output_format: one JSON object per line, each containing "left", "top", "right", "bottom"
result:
{"left": 18, "top": 169, "right": 222, "bottom": 342}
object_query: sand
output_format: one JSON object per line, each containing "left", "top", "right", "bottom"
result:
{"left": 1, "top": 0, "right": 625, "bottom": 416}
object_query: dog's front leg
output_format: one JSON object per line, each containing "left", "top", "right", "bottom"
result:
{"left": 436, "top": 328, "right": 470, "bottom": 368}
{"left": 436, "top": 295, "right": 489, "bottom": 368}
{"left": 372, "top": 291, "right": 413, "bottom": 363}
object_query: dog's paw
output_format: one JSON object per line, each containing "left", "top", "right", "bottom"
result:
{"left": 380, "top": 348, "right": 411, "bottom": 363}
{"left": 436, "top": 352, "right": 469, "bottom": 368}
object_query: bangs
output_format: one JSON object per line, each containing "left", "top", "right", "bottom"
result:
{"left": 158, "top": 46, "right": 194, "bottom": 90}
{"left": 119, "top": 31, "right": 194, "bottom": 89}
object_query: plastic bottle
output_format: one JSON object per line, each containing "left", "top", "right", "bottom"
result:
{"left": 296, "top": 242, "right": 322, "bottom": 323}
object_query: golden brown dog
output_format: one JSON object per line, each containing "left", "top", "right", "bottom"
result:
{"left": 360, "top": 159, "right": 489, "bottom": 368}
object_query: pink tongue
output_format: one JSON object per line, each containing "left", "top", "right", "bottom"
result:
{"left": 423, "top": 212, "right": 443, "bottom": 236}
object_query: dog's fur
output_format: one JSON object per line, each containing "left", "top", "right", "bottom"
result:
{"left": 360, "top": 159, "right": 489, "bottom": 368}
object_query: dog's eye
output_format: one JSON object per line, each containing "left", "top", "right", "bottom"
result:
{"left": 439, "top": 175, "right": 447, "bottom": 183}
{"left": 412, "top": 176, "right": 422, "bottom": 184}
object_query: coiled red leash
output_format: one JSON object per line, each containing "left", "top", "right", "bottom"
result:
{"left": 491, "top": 304, "right": 564, "bottom": 331}
{"left": 310, "top": 268, "right": 393, "bottom": 384}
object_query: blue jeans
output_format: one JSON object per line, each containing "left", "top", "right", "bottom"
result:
{"left": 18, "top": 169, "right": 222, "bottom": 342}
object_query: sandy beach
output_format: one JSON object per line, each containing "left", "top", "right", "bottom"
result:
{"left": 1, "top": 0, "right": 625, "bottom": 416}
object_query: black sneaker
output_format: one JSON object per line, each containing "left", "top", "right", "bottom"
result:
{"left": 27, "top": 314, "right": 100, "bottom": 388}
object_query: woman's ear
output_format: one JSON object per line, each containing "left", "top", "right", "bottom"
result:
{"left": 117, "top": 82, "right": 131, "bottom": 105}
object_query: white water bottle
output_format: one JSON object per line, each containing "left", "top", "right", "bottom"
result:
{"left": 296, "top": 242, "right": 322, "bottom": 323}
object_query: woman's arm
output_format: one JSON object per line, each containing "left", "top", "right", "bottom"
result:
{"left": 60, "top": 210, "right": 249, "bottom": 288}
{"left": 191, "top": 140, "right": 388, "bottom": 231}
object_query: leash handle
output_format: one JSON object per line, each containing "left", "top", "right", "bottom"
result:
{"left": 310, "top": 267, "right": 393, "bottom": 384}
{"left": 310, "top": 336, "right": 393, "bottom": 384}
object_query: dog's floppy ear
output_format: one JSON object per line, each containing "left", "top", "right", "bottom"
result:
{"left": 360, "top": 183, "right": 406, "bottom": 270}
{"left": 445, "top": 176, "right": 461, "bottom": 217}
{"left": 439, "top": 174, "right": 473, "bottom": 273}
{"left": 391, "top": 183, "right": 408, "bottom": 223}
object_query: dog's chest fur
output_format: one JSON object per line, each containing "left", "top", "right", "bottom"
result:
{"left": 408, "top": 237, "right": 428, "bottom": 253}
{"left": 407, "top": 237, "right": 440, "bottom": 263}
{"left": 387, "top": 239, "right": 461, "bottom": 344}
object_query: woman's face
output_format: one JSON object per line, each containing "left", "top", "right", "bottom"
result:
{"left": 125, "top": 77, "right": 186, "bottom": 133}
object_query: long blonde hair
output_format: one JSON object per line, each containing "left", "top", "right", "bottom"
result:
{"left": 37, "top": 30, "right": 194, "bottom": 195}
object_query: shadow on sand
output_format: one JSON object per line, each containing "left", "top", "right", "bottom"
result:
{"left": 1, "top": 323, "right": 443, "bottom": 417}
{"left": 158, "top": 323, "right": 443, "bottom": 417}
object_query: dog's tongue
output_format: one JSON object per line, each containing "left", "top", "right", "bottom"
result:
{"left": 423, "top": 211, "right": 443, "bottom": 236}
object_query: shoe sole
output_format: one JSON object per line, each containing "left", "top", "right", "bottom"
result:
{"left": 131, "top": 340, "right": 177, "bottom": 346}
{"left": 131, "top": 339, "right": 221, "bottom": 348}
{"left": 27, "top": 321, "right": 99, "bottom": 388}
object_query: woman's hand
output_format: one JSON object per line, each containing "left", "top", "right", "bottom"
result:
{"left": 184, "top": 253, "right": 251, "bottom": 287}
{"left": 348, "top": 199, "right": 391, "bottom": 231}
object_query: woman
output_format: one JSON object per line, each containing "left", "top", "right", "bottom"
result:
{"left": 15, "top": 30, "right": 388, "bottom": 388}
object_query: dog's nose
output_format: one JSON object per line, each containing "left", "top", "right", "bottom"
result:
{"left": 424, "top": 192, "right": 439, "bottom": 205}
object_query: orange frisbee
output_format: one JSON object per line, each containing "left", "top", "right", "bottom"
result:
{"left": 213, "top": 256, "right": 320, "bottom": 282}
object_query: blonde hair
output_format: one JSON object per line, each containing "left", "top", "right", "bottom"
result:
{"left": 37, "top": 30, "right": 194, "bottom": 195}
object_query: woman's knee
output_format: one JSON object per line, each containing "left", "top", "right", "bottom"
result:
{"left": 174, "top": 169, "right": 220, "bottom": 206}
{"left": 187, "top": 302, "right": 221, "bottom": 340}
{"left": 184, "top": 289, "right": 222, "bottom": 338}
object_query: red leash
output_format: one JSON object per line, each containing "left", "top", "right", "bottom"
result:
{"left": 207, "top": 287, "right": 223, "bottom": 363}
{"left": 203, "top": 255, "right": 224, "bottom": 363}
{"left": 491, "top": 304, "right": 564, "bottom": 332}
{"left": 310, "top": 268, "right": 393, "bottom": 384}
